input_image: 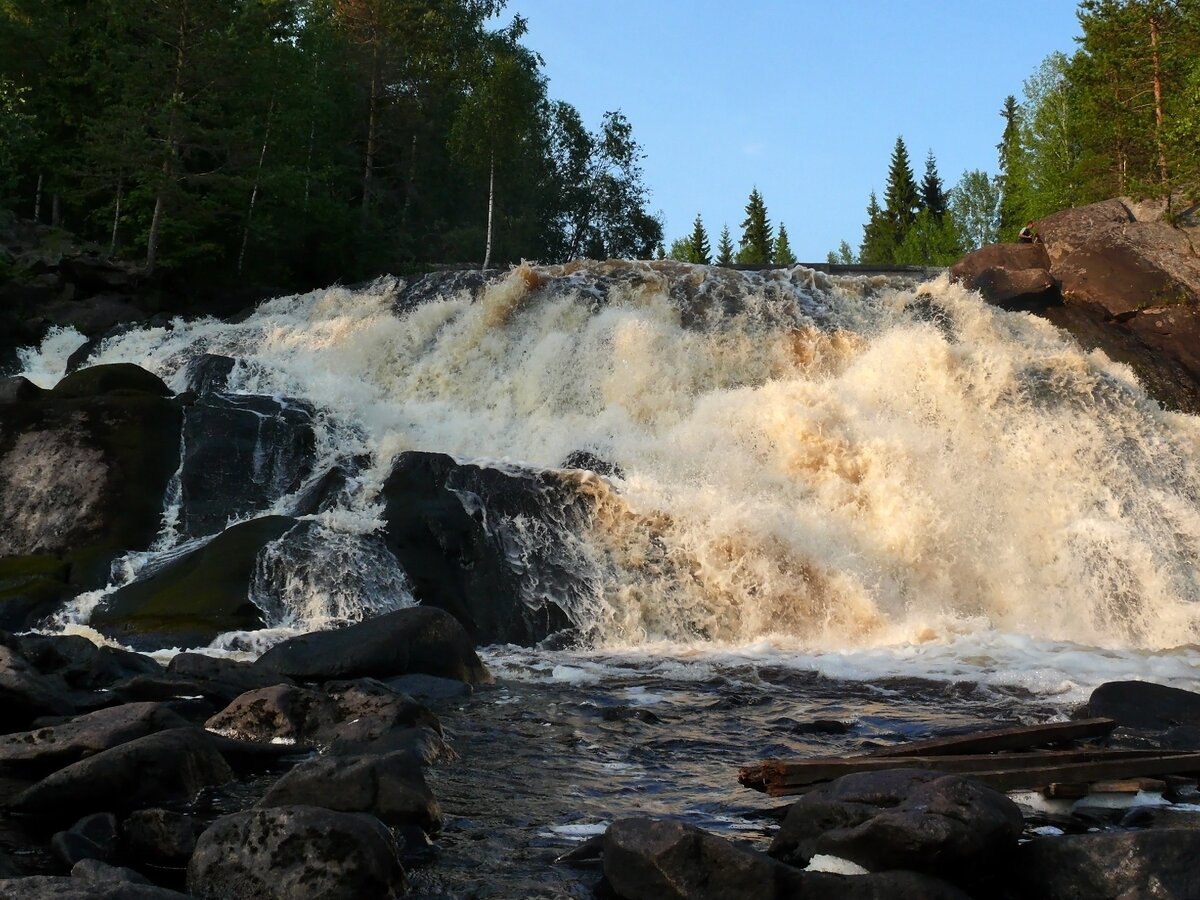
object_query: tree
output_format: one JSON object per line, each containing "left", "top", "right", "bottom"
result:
{"left": 827, "top": 240, "right": 856, "bottom": 265}
{"left": 894, "top": 208, "right": 962, "bottom": 266}
{"left": 859, "top": 190, "right": 893, "bottom": 264}
{"left": 0, "top": 78, "right": 36, "bottom": 202}
{"left": 688, "top": 212, "right": 711, "bottom": 263}
{"left": 883, "top": 136, "right": 919, "bottom": 248}
{"left": 1021, "top": 51, "right": 1082, "bottom": 218}
{"left": 919, "top": 150, "right": 949, "bottom": 222}
{"left": 950, "top": 169, "right": 1001, "bottom": 251}
{"left": 997, "top": 95, "right": 1032, "bottom": 240}
{"left": 715, "top": 223, "right": 734, "bottom": 266}
{"left": 773, "top": 222, "right": 796, "bottom": 265}
{"left": 736, "top": 187, "right": 772, "bottom": 264}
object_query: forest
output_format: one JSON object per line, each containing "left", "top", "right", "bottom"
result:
{"left": 819, "top": 0, "right": 1200, "bottom": 267}
{"left": 0, "top": 0, "right": 664, "bottom": 292}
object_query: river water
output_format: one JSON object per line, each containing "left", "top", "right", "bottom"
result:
{"left": 16, "top": 260, "right": 1200, "bottom": 894}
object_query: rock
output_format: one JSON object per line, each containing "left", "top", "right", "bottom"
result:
{"left": 1036, "top": 198, "right": 1135, "bottom": 266}
{"left": 0, "top": 376, "right": 44, "bottom": 404}
{"left": 603, "top": 818, "right": 970, "bottom": 900}
{"left": 0, "top": 702, "right": 191, "bottom": 773}
{"left": 91, "top": 515, "right": 298, "bottom": 645}
{"left": 15, "top": 636, "right": 164, "bottom": 691}
{"left": 258, "top": 751, "right": 442, "bottom": 832}
{"left": 165, "top": 651, "right": 295, "bottom": 704}
{"left": 122, "top": 809, "right": 198, "bottom": 866}
{"left": 0, "top": 643, "right": 75, "bottom": 732}
{"left": 1085, "top": 680, "right": 1200, "bottom": 731}
{"left": 562, "top": 450, "right": 625, "bottom": 479}
{"left": 254, "top": 605, "right": 490, "bottom": 684}
{"left": 178, "top": 393, "right": 315, "bottom": 538}
{"left": 0, "top": 555, "right": 72, "bottom": 631}
{"left": 0, "top": 367, "right": 182, "bottom": 588}
{"left": 186, "top": 806, "right": 406, "bottom": 900}
{"left": 383, "top": 673, "right": 473, "bottom": 702}
{"left": 328, "top": 724, "right": 455, "bottom": 764}
{"left": 0, "top": 875, "right": 186, "bottom": 898}
{"left": 768, "top": 769, "right": 1023, "bottom": 884}
{"left": 182, "top": 354, "right": 236, "bottom": 395}
{"left": 52, "top": 813, "right": 119, "bottom": 867}
{"left": 1012, "top": 829, "right": 1200, "bottom": 900}
{"left": 9, "top": 728, "right": 234, "bottom": 820}
{"left": 949, "top": 242, "right": 1057, "bottom": 310}
{"left": 70, "top": 859, "right": 152, "bottom": 887}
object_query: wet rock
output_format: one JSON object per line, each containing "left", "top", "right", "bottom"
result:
{"left": 9, "top": 728, "right": 233, "bottom": 820}
{"left": 70, "top": 859, "right": 152, "bottom": 888}
{"left": 51, "top": 813, "right": 119, "bottom": 867}
{"left": 0, "top": 555, "right": 72, "bottom": 631}
{"left": 393, "top": 269, "right": 499, "bottom": 313}
{"left": 179, "top": 393, "right": 315, "bottom": 538}
{"left": 0, "top": 643, "right": 75, "bottom": 732}
{"left": 603, "top": 817, "right": 970, "bottom": 900}
{"left": 328, "top": 724, "right": 455, "bottom": 764}
{"left": 122, "top": 809, "right": 198, "bottom": 867}
{"left": 165, "top": 651, "right": 296, "bottom": 704}
{"left": 50, "top": 364, "right": 170, "bottom": 400}
{"left": 205, "top": 679, "right": 439, "bottom": 750}
{"left": 182, "top": 354, "right": 236, "bottom": 395}
{"left": 1012, "top": 829, "right": 1200, "bottom": 900}
{"left": 0, "top": 376, "right": 44, "bottom": 404}
{"left": 254, "top": 605, "right": 490, "bottom": 684}
{"left": 258, "top": 751, "right": 442, "bottom": 832}
{"left": 186, "top": 805, "right": 406, "bottom": 900}
{"left": 1084, "top": 680, "right": 1200, "bottom": 731}
{"left": 768, "top": 769, "right": 1023, "bottom": 884}
{"left": 949, "top": 242, "right": 1057, "bottom": 310}
{"left": 562, "top": 450, "right": 624, "bottom": 479}
{"left": 16, "top": 636, "right": 164, "bottom": 691}
{"left": 0, "top": 874, "right": 186, "bottom": 898}
{"left": 91, "top": 515, "right": 298, "bottom": 645}
{"left": 383, "top": 673, "right": 473, "bottom": 703}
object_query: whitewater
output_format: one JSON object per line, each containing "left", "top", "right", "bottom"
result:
{"left": 18, "top": 259, "right": 1200, "bottom": 702}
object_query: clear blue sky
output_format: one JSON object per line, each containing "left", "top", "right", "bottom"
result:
{"left": 496, "top": 1, "right": 1082, "bottom": 261}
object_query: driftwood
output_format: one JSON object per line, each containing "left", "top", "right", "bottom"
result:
{"left": 738, "top": 718, "right": 1200, "bottom": 798}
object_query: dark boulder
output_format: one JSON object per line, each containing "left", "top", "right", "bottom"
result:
{"left": 91, "top": 515, "right": 298, "bottom": 645}
{"left": 258, "top": 751, "right": 442, "bottom": 832}
{"left": 254, "top": 605, "right": 489, "bottom": 684}
{"left": 122, "top": 809, "right": 198, "bottom": 867}
{"left": 50, "top": 364, "right": 171, "bottom": 400}
{"left": 603, "top": 817, "right": 970, "bottom": 900}
{"left": 165, "top": 651, "right": 295, "bottom": 704}
{"left": 0, "top": 643, "right": 76, "bottom": 732}
{"left": 0, "top": 555, "right": 72, "bottom": 631}
{"left": 328, "top": 724, "right": 454, "bottom": 764}
{"left": 768, "top": 769, "right": 1023, "bottom": 885}
{"left": 178, "top": 393, "right": 315, "bottom": 538}
{"left": 186, "top": 806, "right": 406, "bottom": 900}
{"left": 0, "top": 874, "right": 186, "bottom": 899}
{"left": 949, "top": 242, "right": 1057, "bottom": 310}
{"left": 205, "top": 679, "right": 438, "bottom": 750}
{"left": 182, "top": 354, "right": 236, "bottom": 395}
{"left": 379, "top": 451, "right": 601, "bottom": 644}
{"left": 16, "top": 635, "right": 164, "bottom": 691}
{"left": 562, "top": 450, "right": 625, "bottom": 479}
{"left": 8, "top": 728, "right": 234, "bottom": 820}
{"left": 0, "top": 376, "right": 44, "bottom": 403}
{"left": 1084, "top": 680, "right": 1200, "bottom": 731}
{"left": 51, "top": 813, "right": 120, "bottom": 868}
{"left": 1012, "top": 829, "right": 1200, "bottom": 900}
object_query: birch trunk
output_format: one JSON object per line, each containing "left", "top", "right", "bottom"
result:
{"left": 482, "top": 152, "right": 494, "bottom": 270}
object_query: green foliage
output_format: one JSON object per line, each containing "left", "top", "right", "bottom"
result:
{"left": 833, "top": 240, "right": 856, "bottom": 264}
{"left": 859, "top": 191, "right": 893, "bottom": 265}
{"left": 736, "top": 187, "right": 772, "bottom": 264}
{"left": 688, "top": 213, "right": 711, "bottom": 264}
{"left": 883, "top": 136, "right": 919, "bottom": 248}
{"left": 0, "top": 77, "right": 36, "bottom": 202}
{"left": 715, "top": 224, "right": 734, "bottom": 266}
{"left": 919, "top": 150, "right": 949, "bottom": 222}
{"left": 997, "top": 95, "right": 1033, "bottom": 240}
{"left": 950, "top": 169, "right": 1001, "bottom": 251}
{"left": 894, "top": 208, "right": 963, "bottom": 266}
{"left": 773, "top": 222, "right": 796, "bottom": 265}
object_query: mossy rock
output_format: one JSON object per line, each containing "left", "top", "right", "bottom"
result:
{"left": 91, "top": 516, "right": 298, "bottom": 647}
{"left": 0, "top": 553, "right": 72, "bottom": 630}
{"left": 52, "top": 363, "right": 172, "bottom": 399}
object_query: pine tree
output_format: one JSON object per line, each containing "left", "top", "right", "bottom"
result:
{"left": 919, "top": 150, "right": 949, "bottom": 222}
{"left": 883, "top": 136, "right": 919, "bottom": 250}
{"left": 736, "top": 187, "right": 772, "bottom": 264}
{"left": 688, "top": 213, "right": 711, "bottom": 263}
{"left": 715, "top": 224, "right": 734, "bottom": 266}
{"left": 859, "top": 190, "right": 893, "bottom": 264}
{"left": 773, "top": 222, "right": 796, "bottom": 265}
{"left": 997, "top": 95, "right": 1031, "bottom": 241}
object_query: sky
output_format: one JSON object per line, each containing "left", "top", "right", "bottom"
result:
{"left": 495, "top": 1, "right": 1083, "bottom": 261}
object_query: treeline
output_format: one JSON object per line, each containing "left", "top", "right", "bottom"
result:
{"left": 666, "top": 188, "right": 797, "bottom": 266}
{"left": 839, "top": 0, "right": 1200, "bottom": 265}
{"left": 0, "top": 0, "right": 663, "bottom": 292}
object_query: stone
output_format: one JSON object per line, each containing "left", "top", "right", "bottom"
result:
{"left": 50, "top": 364, "right": 171, "bottom": 400}
{"left": 0, "top": 376, "right": 44, "bottom": 404}
{"left": 165, "top": 651, "right": 295, "bottom": 704}
{"left": 70, "top": 859, "right": 152, "bottom": 887}
{"left": 122, "top": 809, "right": 198, "bottom": 866}
{"left": 205, "top": 679, "right": 439, "bottom": 750}
{"left": 603, "top": 818, "right": 970, "bottom": 900}
{"left": 51, "top": 813, "right": 119, "bottom": 867}
{"left": 328, "top": 724, "right": 455, "bottom": 764}
{"left": 0, "top": 556, "right": 72, "bottom": 631}
{"left": 382, "top": 673, "right": 473, "bottom": 703}
{"left": 186, "top": 806, "right": 406, "bottom": 900}
{"left": 91, "top": 516, "right": 298, "bottom": 645}
{"left": 9, "top": 728, "right": 233, "bottom": 820}
{"left": 1013, "top": 829, "right": 1200, "bottom": 900}
{"left": 1085, "top": 680, "right": 1200, "bottom": 731}
{"left": 768, "top": 769, "right": 1023, "bottom": 884}
{"left": 254, "top": 605, "right": 490, "bottom": 684}
{"left": 182, "top": 354, "right": 236, "bottom": 395}
{"left": 258, "top": 751, "right": 443, "bottom": 832}
{"left": 0, "top": 643, "right": 75, "bottom": 732}
{"left": 0, "top": 875, "right": 186, "bottom": 898}
{"left": 949, "top": 242, "right": 1057, "bottom": 310}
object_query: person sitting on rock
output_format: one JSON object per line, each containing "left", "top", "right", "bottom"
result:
{"left": 1018, "top": 221, "right": 1040, "bottom": 244}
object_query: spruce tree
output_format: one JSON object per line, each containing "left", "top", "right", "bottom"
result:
{"left": 688, "top": 213, "right": 711, "bottom": 263}
{"left": 919, "top": 150, "right": 949, "bottom": 222}
{"left": 715, "top": 224, "right": 734, "bottom": 266}
{"left": 997, "top": 95, "right": 1031, "bottom": 241}
{"left": 859, "top": 191, "right": 893, "bottom": 265}
{"left": 737, "top": 187, "right": 773, "bottom": 264}
{"left": 883, "top": 136, "right": 919, "bottom": 250}
{"left": 773, "top": 222, "right": 796, "bottom": 265}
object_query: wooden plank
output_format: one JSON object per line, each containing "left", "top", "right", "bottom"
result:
{"left": 740, "top": 747, "right": 1186, "bottom": 792}
{"left": 758, "top": 754, "right": 1200, "bottom": 798}
{"left": 866, "top": 718, "right": 1117, "bottom": 758}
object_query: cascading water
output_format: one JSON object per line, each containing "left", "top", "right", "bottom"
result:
{"left": 18, "top": 260, "right": 1200, "bottom": 694}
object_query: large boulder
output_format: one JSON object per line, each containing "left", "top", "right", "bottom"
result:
{"left": 379, "top": 451, "right": 601, "bottom": 645}
{"left": 603, "top": 818, "right": 970, "bottom": 900}
{"left": 178, "top": 393, "right": 315, "bottom": 538}
{"left": 0, "top": 364, "right": 182, "bottom": 589}
{"left": 0, "top": 641, "right": 76, "bottom": 732}
{"left": 948, "top": 242, "right": 1056, "bottom": 310}
{"left": 1083, "top": 680, "right": 1200, "bottom": 731}
{"left": 121, "top": 809, "right": 199, "bottom": 868}
{"left": 768, "top": 769, "right": 1023, "bottom": 886}
{"left": 1012, "top": 829, "right": 1200, "bottom": 900}
{"left": 0, "top": 555, "right": 72, "bottom": 631}
{"left": 90, "top": 515, "right": 298, "bottom": 645}
{"left": 254, "top": 605, "right": 490, "bottom": 684}
{"left": 186, "top": 806, "right": 406, "bottom": 900}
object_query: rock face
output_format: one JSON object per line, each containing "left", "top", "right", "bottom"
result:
{"left": 186, "top": 805, "right": 407, "bottom": 900}
{"left": 0, "top": 364, "right": 182, "bottom": 590}
{"left": 768, "top": 769, "right": 1023, "bottom": 885}
{"left": 1084, "top": 680, "right": 1200, "bottom": 731}
{"left": 603, "top": 817, "right": 970, "bottom": 900}
{"left": 253, "top": 605, "right": 490, "bottom": 684}
{"left": 951, "top": 199, "right": 1200, "bottom": 413}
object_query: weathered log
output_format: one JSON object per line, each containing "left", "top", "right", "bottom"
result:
{"left": 867, "top": 718, "right": 1117, "bottom": 758}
